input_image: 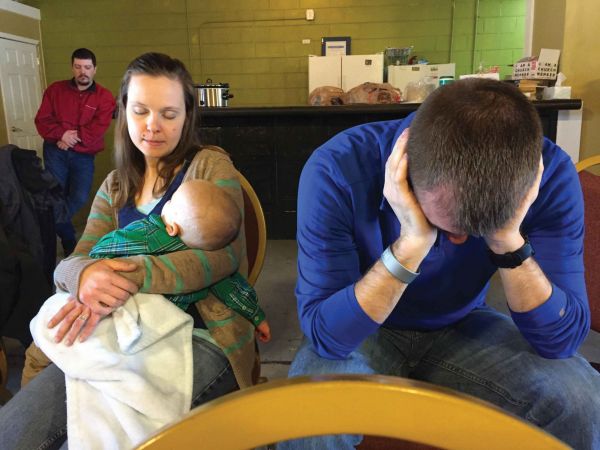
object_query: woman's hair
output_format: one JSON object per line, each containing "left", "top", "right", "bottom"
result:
{"left": 407, "top": 78, "right": 542, "bottom": 236}
{"left": 112, "top": 52, "right": 199, "bottom": 208}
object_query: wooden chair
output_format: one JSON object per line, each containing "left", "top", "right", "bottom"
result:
{"left": 239, "top": 172, "right": 267, "bottom": 286}
{"left": 239, "top": 173, "right": 268, "bottom": 385}
{"left": 135, "top": 374, "right": 568, "bottom": 450}
{"left": 576, "top": 155, "right": 600, "bottom": 371}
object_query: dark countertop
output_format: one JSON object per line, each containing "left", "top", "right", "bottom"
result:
{"left": 197, "top": 99, "right": 580, "bottom": 239}
{"left": 198, "top": 99, "right": 582, "bottom": 118}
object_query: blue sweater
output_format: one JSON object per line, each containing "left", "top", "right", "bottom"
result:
{"left": 296, "top": 114, "right": 589, "bottom": 360}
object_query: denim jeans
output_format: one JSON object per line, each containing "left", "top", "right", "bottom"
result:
{"left": 43, "top": 142, "right": 95, "bottom": 243}
{"left": 279, "top": 306, "right": 600, "bottom": 450}
{"left": 0, "top": 335, "right": 238, "bottom": 450}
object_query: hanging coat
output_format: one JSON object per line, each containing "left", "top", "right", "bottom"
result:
{"left": 0, "top": 144, "right": 66, "bottom": 346}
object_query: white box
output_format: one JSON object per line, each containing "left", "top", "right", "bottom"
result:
{"left": 459, "top": 73, "right": 500, "bottom": 80}
{"left": 308, "top": 55, "right": 341, "bottom": 94}
{"left": 543, "top": 86, "right": 571, "bottom": 100}
{"left": 388, "top": 63, "right": 455, "bottom": 98}
{"left": 341, "top": 54, "right": 384, "bottom": 91}
{"left": 308, "top": 54, "right": 383, "bottom": 94}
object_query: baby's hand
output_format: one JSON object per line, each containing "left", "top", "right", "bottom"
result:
{"left": 256, "top": 320, "right": 271, "bottom": 343}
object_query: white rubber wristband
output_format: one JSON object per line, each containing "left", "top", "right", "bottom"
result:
{"left": 380, "top": 245, "right": 420, "bottom": 284}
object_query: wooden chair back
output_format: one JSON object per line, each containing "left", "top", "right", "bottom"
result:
{"left": 239, "top": 173, "right": 267, "bottom": 286}
{"left": 136, "top": 375, "right": 568, "bottom": 450}
{"left": 576, "top": 155, "right": 600, "bottom": 332}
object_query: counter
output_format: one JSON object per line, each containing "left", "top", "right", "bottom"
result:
{"left": 198, "top": 100, "right": 582, "bottom": 239}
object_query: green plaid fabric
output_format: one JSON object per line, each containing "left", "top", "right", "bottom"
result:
{"left": 90, "top": 214, "right": 265, "bottom": 324}
{"left": 90, "top": 214, "right": 187, "bottom": 257}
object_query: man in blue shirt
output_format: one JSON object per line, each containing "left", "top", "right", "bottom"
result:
{"left": 284, "top": 79, "right": 600, "bottom": 449}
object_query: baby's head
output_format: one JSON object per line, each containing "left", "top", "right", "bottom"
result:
{"left": 161, "top": 179, "right": 242, "bottom": 250}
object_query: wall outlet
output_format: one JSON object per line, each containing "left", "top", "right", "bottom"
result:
{"left": 302, "top": 39, "right": 311, "bottom": 44}
{"left": 306, "top": 9, "right": 315, "bottom": 21}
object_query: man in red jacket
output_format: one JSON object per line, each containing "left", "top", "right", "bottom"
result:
{"left": 35, "top": 48, "right": 115, "bottom": 256}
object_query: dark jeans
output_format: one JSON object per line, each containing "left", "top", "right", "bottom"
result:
{"left": 0, "top": 335, "right": 238, "bottom": 450}
{"left": 280, "top": 306, "right": 600, "bottom": 450}
{"left": 43, "top": 142, "right": 95, "bottom": 243}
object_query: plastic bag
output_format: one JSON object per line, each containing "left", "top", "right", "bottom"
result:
{"left": 341, "top": 82, "right": 402, "bottom": 105}
{"left": 403, "top": 77, "right": 437, "bottom": 102}
{"left": 308, "top": 86, "right": 345, "bottom": 106}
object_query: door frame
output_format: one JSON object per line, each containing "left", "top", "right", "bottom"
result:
{"left": 0, "top": 32, "right": 38, "bottom": 46}
{"left": 0, "top": 32, "right": 43, "bottom": 153}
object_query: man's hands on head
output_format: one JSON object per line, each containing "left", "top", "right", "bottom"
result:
{"left": 384, "top": 129, "right": 437, "bottom": 270}
{"left": 48, "top": 259, "right": 139, "bottom": 345}
{"left": 60, "top": 129, "right": 80, "bottom": 148}
{"left": 482, "top": 157, "right": 551, "bottom": 313}
{"left": 355, "top": 129, "right": 438, "bottom": 323}
{"left": 485, "top": 157, "right": 544, "bottom": 254}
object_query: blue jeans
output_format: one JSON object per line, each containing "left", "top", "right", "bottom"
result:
{"left": 43, "top": 142, "right": 95, "bottom": 243}
{"left": 0, "top": 335, "right": 238, "bottom": 450}
{"left": 279, "top": 306, "right": 600, "bottom": 450}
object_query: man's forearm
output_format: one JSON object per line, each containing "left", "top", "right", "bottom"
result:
{"left": 487, "top": 231, "right": 552, "bottom": 313}
{"left": 355, "top": 237, "right": 425, "bottom": 323}
{"left": 498, "top": 257, "right": 552, "bottom": 313}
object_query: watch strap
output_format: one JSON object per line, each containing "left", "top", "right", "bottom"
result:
{"left": 488, "top": 237, "right": 535, "bottom": 269}
{"left": 381, "top": 246, "right": 420, "bottom": 284}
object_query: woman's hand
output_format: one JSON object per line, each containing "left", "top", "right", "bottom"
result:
{"left": 485, "top": 157, "right": 544, "bottom": 254}
{"left": 47, "top": 297, "right": 101, "bottom": 345}
{"left": 383, "top": 129, "right": 437, "bottom": 265}
{"left": 78, "top": 259, "right": 140, "bottom": 316}
{"left": 46, "top": 259, "right": 139, "bottom": 345}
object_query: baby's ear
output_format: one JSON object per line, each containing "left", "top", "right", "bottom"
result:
{"left": 165, "top": 222, "right": 180, "bottom": 237}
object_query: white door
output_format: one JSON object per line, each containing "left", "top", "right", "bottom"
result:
{"left": 0, "top": 37, "right": 43, "bottom": 157}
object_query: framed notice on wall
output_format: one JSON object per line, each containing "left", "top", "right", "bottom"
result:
{"left": 321, "top": 36, "right": 351, "bottom": 56}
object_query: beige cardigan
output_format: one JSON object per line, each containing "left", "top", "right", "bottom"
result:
{"left": 25, "top": 147, "right": 257, "bottom": 389}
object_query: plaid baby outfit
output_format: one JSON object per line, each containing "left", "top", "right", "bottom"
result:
{"left": 89, "top": 214, "right": 266, "bottom": 326}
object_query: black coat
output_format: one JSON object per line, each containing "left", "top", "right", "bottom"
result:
{"left": 0, "top": 145, "right": 67, "bottom": 346}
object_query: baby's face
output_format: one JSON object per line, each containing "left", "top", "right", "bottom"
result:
{"left": 160, "top": 190, "right": 183, "bottom": 229}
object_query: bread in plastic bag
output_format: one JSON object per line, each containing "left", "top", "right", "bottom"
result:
{"left": 308, "top": 86, "right": 345, "bottom": 106}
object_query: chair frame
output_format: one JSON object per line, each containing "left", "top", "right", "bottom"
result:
{"left": 575, "top": 155, "right": 600, "bottom": 371}
{"left": 136, "top": 375, "right": 568, "bottom": 450}
{"left": 576, "top": 155, "right": 600, "bottom": 172}
{"left": 238, "top": 173, "right": 267, "bottom": 286}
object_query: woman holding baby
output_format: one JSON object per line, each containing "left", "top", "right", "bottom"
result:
{"left": 0, "top": 53, "right": 257, "bottom": 449}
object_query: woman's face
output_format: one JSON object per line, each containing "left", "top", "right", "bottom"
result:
{"left": 126, "top": 74, "right": 186, "bottom": 164}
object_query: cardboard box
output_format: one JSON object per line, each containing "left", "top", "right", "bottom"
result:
{"left": 513, "top": 48, "right": 560, "bottom": 80}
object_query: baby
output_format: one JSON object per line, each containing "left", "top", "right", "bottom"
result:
{"left": 89, "top": 179, "right": 271, "bottom": 342}
{"left": 23, "top": 179, "right": 270, "bottom": 389}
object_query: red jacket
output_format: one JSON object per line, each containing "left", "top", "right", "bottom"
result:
{"left": 35, "top": 79, "right": 116, "bottom": 155}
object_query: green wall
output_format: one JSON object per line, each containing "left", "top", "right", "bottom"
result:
{"left": 26, "top": 0, "right": 525, "bottom": 107}
{"left": 22, "top": 0, "right": 525, "bottom": 225}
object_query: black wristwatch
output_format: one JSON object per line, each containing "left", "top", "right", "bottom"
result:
{"left": 488, "top": 237, "right": 535, "bottom": 268}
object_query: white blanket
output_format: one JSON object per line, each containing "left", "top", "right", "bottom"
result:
{"left": 30, "top": 292, "right": 193, "bottom": 450}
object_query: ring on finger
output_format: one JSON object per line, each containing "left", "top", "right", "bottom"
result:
{"left": 77, "top": 314, "right": 89, "bottom": 321}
